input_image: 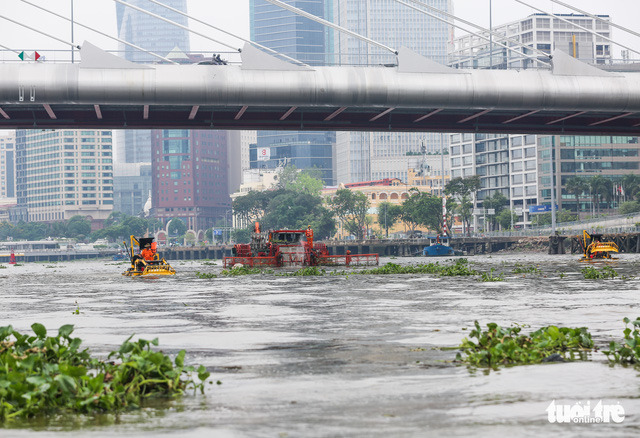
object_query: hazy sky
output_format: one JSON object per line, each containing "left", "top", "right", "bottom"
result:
{"left": 0, "top": 0, "right": 639, "bottom": 62}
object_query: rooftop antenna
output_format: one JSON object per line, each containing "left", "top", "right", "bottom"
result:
{"left": 398, "top": 0, "right": 551, "bottom": 67}
{"left": 20, "top": 0, "right": 178, "bottom": 64}
{"left": 112, "top": 0, "right": 242, "bottom": 54}
{"left": 265, "top": 0, "right": 398, "bottom": 56}
{"left": 145, "top": 0, "right": 305, "bottom": 66}
{"left": 515, "top": 0, "right": 640, "bottom": 58}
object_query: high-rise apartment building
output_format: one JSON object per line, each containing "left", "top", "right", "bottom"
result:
{"left": 0, "top": 132, "right": 16, "bottom": 199}
{"left": 151, "top": 130, "right": 230, "bottom": 230}
{"left": 450, "top": 13, "right": 612, "bottom": 69}
{"left": 15, "top": 130, "right": 114, "bottom": 224}
{"left": 448, "top": 13, "right": 637, "bottom": 228}
{"left": 333, "top": 0, "right": 453, "bottom": 184}
{"left": 250, "top": 0, "right": 337, "bottom": 185}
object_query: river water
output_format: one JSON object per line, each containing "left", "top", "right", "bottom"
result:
{"left": 1, "top": 253, "right": 640, "bottom": 437}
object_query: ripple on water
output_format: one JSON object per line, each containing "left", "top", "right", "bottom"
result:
{"left": 2, "top": 256, "right": 640, "bottom": 436}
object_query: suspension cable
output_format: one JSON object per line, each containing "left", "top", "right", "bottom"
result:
{"left": 20, "top": 0, "right": 177, "bottom": 64}
{"left": 394, "top": 0, "right": 550, "bottom": 67}
{"left": 515, "top": 0, "right": 640, "bottom": 58}
{"left": 145, "top": 0, "right": 305, "bottom": 65}
{"left": 264, "top": 0, "right": 398, "bottom": 55}
{"left": 112, "top": 0, "right": 241, "bottom": 53}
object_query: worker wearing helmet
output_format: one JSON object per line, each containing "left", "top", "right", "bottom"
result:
{"left": 305, "top": 225, "right": 314, "bottom": 249}
{"left": 141, "top": 243, "right": 154, "bottom": 261}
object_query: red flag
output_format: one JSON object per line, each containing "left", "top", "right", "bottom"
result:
{"left": 34, "top": 51, "right": 40, "bottom": 61}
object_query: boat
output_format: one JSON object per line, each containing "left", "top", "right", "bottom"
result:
{"left": 580, "top": 230, "right": 618, "bottom": 261}
{"left": 122, "top": 235, "right": 176, "bottom": 276}
{"left": 422, "top": 235, "right": 463, "bottom": 257}
{"left": 223, "top": 223, "right": 379, "bottom": 268}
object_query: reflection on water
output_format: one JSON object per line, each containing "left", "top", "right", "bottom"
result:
{"left": 2, "top": 253, "right": 640, "bottom": 437}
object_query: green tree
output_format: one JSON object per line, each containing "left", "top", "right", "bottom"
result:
{"left": 260, "top": 191, "right": 335, "bottom": 239}
{"left": 66, "top": 215, "right": 91, "bottom": 239}
{"left": 531, "top": 210, "right": 577, "bottom": 226}
{"left": 274, "top": 165, "right": 300, "bottom": 191}
{"left": 497, "top": 209, "right": 518, "bottom": 230}
{"left": 400, "top": 189, "right": 448, "bottom": 234}
{"left": 231, "top": 228, "right": 251, "bottom": 243}
{"left": 328, "top": 189, "right": 370, "bottom": 239}
{"left": 619, "top": 201, "right": 640, "bottom": 215}
{"left": 445, "top": 175, "right": 481, "bottom": 235}
{"left": 377, "top": 202, "right": 403, "bottom": 237}
{"left": 621, "top": 174, "right": 640, "bottom": 202}
{"left": 0, "top": 221, "right": 14, "bottom": 240}
{"left": 233, "top": 189, "right": 280, "bottom": 226}
{"left": 589, "top": 175, "right": 613, "bottom": 215}
{"left": 168, "top": 218, "right": 187, "bottom": 236}
{"left": 289, "top": 171, "right": 324, "bottom": 195}
{"left": 482, "top": 192, "right": 509, "bottom": 231}
{"left": 565, "top": 176, "right": 589, "bottom": 219}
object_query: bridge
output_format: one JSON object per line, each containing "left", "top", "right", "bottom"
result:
{"left": 1, "top": 42, "right": 640, "bottom": 135}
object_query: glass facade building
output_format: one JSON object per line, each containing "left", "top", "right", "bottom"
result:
{"left": 152, "top": 130, "right": 230, "bottom": 231}
{"left": 250, "top": 0, "right": 337, "bottom": 185}
{"left": 334, "top": 0, "right": 453, "bottom": 184}
{"left": 115, "top": 0, "right": 190, "bottom": 164}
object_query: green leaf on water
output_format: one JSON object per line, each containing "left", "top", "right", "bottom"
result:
{"left": 31, "top": 323, "right": 46, "bottom": 338}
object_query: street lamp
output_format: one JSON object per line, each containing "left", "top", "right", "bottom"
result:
{"left": 224, "top": 209, "right": 233, "bottom": 243}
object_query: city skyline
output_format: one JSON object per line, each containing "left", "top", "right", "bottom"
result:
{"left": 0, "top": 0, "right": 638, "bottom": 62}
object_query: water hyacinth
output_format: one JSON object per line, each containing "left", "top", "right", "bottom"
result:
{"left": 457, "top": 321, "right": 594, "bottom": 368}
{"left": 603, "top": 317, "right": 640, "bottom": 365}
{"left": 0, "top": 324, "right": 210, "bottom": 421}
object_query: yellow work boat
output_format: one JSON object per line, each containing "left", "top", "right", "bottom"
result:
{"left": 580, "top": 230, "right": 618, "bottom": 261}
{"left": 122, "top": 235, "right": 176, "bottom": 276}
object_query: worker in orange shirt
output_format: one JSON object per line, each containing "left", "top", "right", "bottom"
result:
{"left": 140, "top": 243, "right": 154, "bottom": 261}
{"left": 305, "top": 225, "right": 314, "bottom": 249}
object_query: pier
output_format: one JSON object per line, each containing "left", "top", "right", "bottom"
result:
{"left": 7, "top": 232, "right": 640, "bottom": 263}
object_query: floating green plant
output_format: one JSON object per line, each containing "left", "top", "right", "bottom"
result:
{"left": 480, "top": 268, "right": 504, "bottom": 282}
{"left": 456, "top": 321, "right": 593, "bottom": 368}
{"left": 581, "top": 265, "right": 618, "bottom": 279}
{"left": 220, "top": 266, "right": 273, "bottom": 276}
{"left": 276, "top": 267, "right": 327, "bottom": 276}
{"left": 195, "top": 271, "right": 217, "bottom": 279}
{"left": 603, "top": 317, "right": 640, "bottom": 365}
{"left": 0, "top": 324, "right": 210, "bottom": 421}
{"left": 512, "top": 263, "right": 540, "bottom": 274}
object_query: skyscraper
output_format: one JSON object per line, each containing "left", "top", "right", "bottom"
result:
{"left": 115, "top": 0, "right": 190, "bottom": 164}
{"left": 151, "top": 130, "right": 230, "bottom": 231}
{"left": 250, "top": 0, "right": 337, "bottom": 185}
{"left": 334, "top": 0, "right": 453, "bottom": 184}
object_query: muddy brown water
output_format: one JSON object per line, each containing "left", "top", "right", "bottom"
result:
{"left": 1, "top": 254, "right": 640, "bottom": 437}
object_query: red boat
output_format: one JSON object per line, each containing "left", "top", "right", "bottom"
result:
{"left": 223, "top": 223, "right": 379, "bottom": 268}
